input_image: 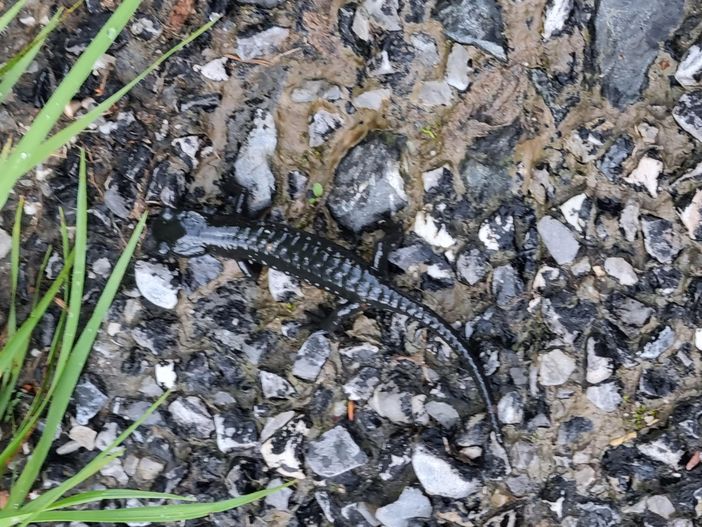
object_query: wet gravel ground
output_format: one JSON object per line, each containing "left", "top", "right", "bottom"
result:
{"left": 3, "top": 0, "right": 702, "bottom": 525}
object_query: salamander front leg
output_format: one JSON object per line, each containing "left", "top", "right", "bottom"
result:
{"left": 305, "top": 301, "right": 364, "bottom": 333}
{"left": 371, "top": 223, "right": 404, "bottom": 278}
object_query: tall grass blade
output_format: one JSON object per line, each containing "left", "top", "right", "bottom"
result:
{"left": 7, "top": 213, "right": 147, "bottom": 508}
{"left": 7, "top": 196, "right": 23, "bottom": 336}
{"left": 48, "top": 489, "right": 196, "bottom": 511}
{"left": 0, "top": 0, "right": 144, "bottom": 207}
{"left": 0, "top": 0, "right": 28, "bottom": 34}
{"left": 5, "top": 16, "right": 219, "bottom": 190}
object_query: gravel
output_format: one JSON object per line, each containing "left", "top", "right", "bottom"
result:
{"left": 6, "top": 0, "right": 702, "bottom": 523}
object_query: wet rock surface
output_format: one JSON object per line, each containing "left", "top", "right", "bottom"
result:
{"left": 3, "top": 0, "right": 702, "bottom": 525}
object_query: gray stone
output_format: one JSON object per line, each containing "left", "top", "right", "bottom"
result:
{"left": 586, "top": 382, "right": 622, "bottom": 412}
{"left": 424, "top": 401, "right": 460, "bottom": 428}
{"left": 168, "top": 396, "right": 214, "bottom": 438}
{"left": 343, "top": 367, "right": 381, "bottom": 402}
{"left": 676, "top": 45, "right": 702, "bottom": 87}
{"left": 539, "top": 349, "right": 576, "bottom": 386}
{"left": 497, "top": 391, "right": 523, "bottom": 424}
{"left": 586, "top": 337, "right": 614, "bottom": 384}
{"left": 134, "top": 261, "right": 179, "bottom": 309}
{"left": 604, "top": 257, "right": 637, "bottom": 285}
{"left": 74, "top": 378, "right": 108, "bottom": 425}
{"left": 434, "top": 0, "right": 506, "bottom": 60}
{"left": 292, "top": 331, "right": 332, "bottom": 381}
{"left": 595, "top": 0, "right": 684, "bottom": 108}
{"left": 0, "top": 229, "right": 10, "bottom": 260}
{"left": 640, "top": 326, "right": 675, "bottom": 360}
{"left": 309, "top": 110, "right": 344, "bottom": 147}
{"left": 236, "top": 27, "right": 289, "bottom": 60}
{"left": 214, "top": 412, "right": 258, "bottom": 452}
{"left": 291, "top": 80, "right": 344, "bottom": 103}
{"left": 411, "top": 444, "right": 480, "bottom": 498}
{"left": 307, "top": 426, "right": 368, "bottom": 478}
{"left": 456, "top": 248, "right": 489, "bottom": 285}
{"left": 674, "top": 91, "right": 702, "bottom": 142}
{"left": 537, "top": 216, "right": 580, "bottom": 265}
{"left": 641, "top": 216, "right": 682, "bottom": 264}
{"left": 327, "top": 133, "right": 408, "bottom": 232}
{"left": 264, "top": 478, "right": 293, "bottom": 510}
{"left": 375, "top": 487, "right": 432, "bottom": 527}
{"left": 267, "top": 269, "right": 301, "bottom": 302}
{"left": 238, "top": 0, "right": 283, "bottom": 6}
{"left": 492, "top": 264, "right": 523, "bottom": 308}
{"left": 234, "top": 109, "right": 277, "bottom": 214}
{"left": 261, "top": 415, "right": 308, "bottom": 479}
{"left": 187, "top": 254, "right": 223, "bottom": 290}
{"left": 260, "top": 371, "right": 296, "bottom": 399}
{"left": 543, "top": 0, "right": 573, "bottom": 40}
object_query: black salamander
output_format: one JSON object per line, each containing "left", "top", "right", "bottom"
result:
{"left": 151, "top": 209, "right": 502, "bottom": 442}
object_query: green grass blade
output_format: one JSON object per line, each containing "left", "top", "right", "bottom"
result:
{"left": 29, "top": 244, "right": 53, "bottom": 308}
{"left": 7, "top": 213, "right": 147, "bottom": 508}
{"left": 0, "top": 0, "right": 28, "bottom": 34}
{"left": 56, "top": 149, "right": 87, "bottom": 375}
{"left": 0, "top": 252, "right": 73, "bottom": 376}
{"left": 48, "top": 490, "right": 196, "bottom": 510}
{"left": 0, "top": 8, "right": 63, "bottom": 105}
{"left": 7, "top": 196, "right": 23, "bottom": 336}
{"left": 24, "top": 485, "right": 291, "bottom": 524}
{"left": 0, "top": 0, "right": 143, "bottom": 207}
{"left": 4, "top": 16, "right": 219, "bottom": 190}
{"left": 18, "top": 388, "right": 168, "bottom": 515}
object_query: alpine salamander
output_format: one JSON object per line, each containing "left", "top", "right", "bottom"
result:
{"left": 151, "top": 209, "right": 502, "bottom": 441}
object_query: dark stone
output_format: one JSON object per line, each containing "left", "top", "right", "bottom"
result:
{"left": 557, "top": 416, "right": 594, "bottom": 444}
{"left": 433, "top": 0, "right": 506, "bottom": 60}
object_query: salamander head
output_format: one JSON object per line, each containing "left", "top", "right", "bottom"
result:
{"left": 150, "top": 209, "right": 208, "bottom": 256}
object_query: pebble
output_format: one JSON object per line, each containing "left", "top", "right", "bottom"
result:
{"left": 598, "top": 135, "right": 633, "bottom": 181}
{"left": 234, "top": 109, "right": 277, "bottom": 214}
{"left": 135, "top": 457, "right": 165, "bottom": 481}
{"left": 624, "top": 156, "right": 662, "bottom": 197}
{"left": 309, "top": 109, "right": 344, "bottom": 147}
{"left": 641, "top": 216, "right": 682, "bottom": 264}
{"left": 236, "top": 27, "right": 289, "bottom": 60}
{"left": 543, "top": 0, "right": 573, "bottom": 40}
{"left": 168, "top": 396, "right": 215, "bottom": 439}
{"left": 424, "top": 401, "right": 460, "bottom": 428}
{"left": 134, "top": 261, "right": 179, "bottom": 309}
{"left": 413, "top": 211, "right": 456, "bottom": 248}
{"left": 679, "top": 189, "right": 702, "bottom": 240}
{"left": 307, "top": 426, "right": 368, "bottom": 478}
{"left": 497, "top": 391, "right": 524, "bottom": 424}
{"left": 411, "top": 444, "right": 480, "bottom": 498}
{"left": 327, "top": 133, "right": 408, "bottom": 232}
{"left": 673, "top": 90, "right": 702, "bottom": 142}
{"left": 268, "top": 269, "right": 301, "bottom": 302}
{"left": 214, "top": 412, "right": 258, "bottom": 452}
{"left": 445, "top": 44, "right": 471, "bottom": 91}
{"left": 639, "top": 326, "right": 675, "bottom": 360}
{"left": 586, "top": 337, "right": 614, "bottom": 384}
{"left": 492, "top": 264, "right": 523, "bottom": 308}
{"left": 343, "top": 367, "right": 380, "bottom": 401}
{"left": 479, "top": 211, "right": 514, "bottom": 251}
{"left": 539, "top": 349, "right": 576, "bottom": 386}
{"left": 595, "top": 0, "right": 684, "bottom": 107}
{"left": 676, "top": 44, "right": 702, "bottom": 87}
{"left": 69, "top": 425, "right": 97, "bottom": 450}
{"left": 261, "top": 414, "right": 308, "bottom": 479}
{"left": 353, "top": 88, "right": 392, "bottom": 110}
{"left": 417, "top": 80, "right": 453, "bottom": 107}
{"left": 265, "top": 478, "right": 293, "bottom": 510}
{"left": 375, "top": 487, "right": 432, "bottom": 527}
{"left": 456, "top": 248, "right": 489, "bottom": 285}
{"left": 155, "top": 361, "right": 176, "bottom": 389}
{"left": 557, "top": 416, "right": 593, "bottom": 444}
{"left": 620, "top": 201, "right": 639, "bottom": 241}
{"left": 291, "top": 80, "right": 344, "bottom": 103}
{"left": 73, "top": 377, "right": 108, "bottom": 425}
{"left": 434, "top": 0, "right": 506, "bottom": 60}
{"left": 260, "top": 370, "right": 296, "bottom": 399}
{"left": 194, "top": 57, "right": 229, "bottom": 81}
{"left": 537, "top": 216, "right": 580, "bottom": 265}
{"left": 604, "top": 257, "right": 637, "bottom": 285}
{"left": 292, "top": 331, "right": 332, "bottom": 381}
{"left": 559, "top": 193, "right": 589, "bottom": 233}
{"left": 586, "top": 382, "right": 622, "bottom": 412}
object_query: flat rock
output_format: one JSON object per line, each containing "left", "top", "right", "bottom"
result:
{"left": 375, "top": 487, "right": 432, "bottom": 527}
{"left": 292, "top": 331, "right": 332, "bottom": 381}
{"left": 586, "top": 382, "right": 622, "bottom": 412}
{"left": 327, "top": 133, "right": 408, "bottom": 232}
{"left": 307, "top": 426, "right": 368, "bottom": 478}
{"left": 674, "top": 90, "right": 702, "bottom": 142}
{"left": 434, "top": 0, "right": 506, "bottom": 60}
{"left": 539, "top": 349, "right": 576, "bottom": 386}
{"left": 134, "top": 261, "right": 179, "bottom": 309}
{"left": 234, "top": 110, "right": 277, "bottom": 213}
{"left": 641, "top": 216, "right": 682, "bottom": 264}
{"left": 604, "top": 257, "right": 637, "bottom": 285}
{"left": 412, "top": 444, "right": 480, "bottom": 498}
{"left": 537, "top": 216, "right": 580, "bottom": 265}
{"left": 595, "top": 0, "right": 684, "bottom": 107}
